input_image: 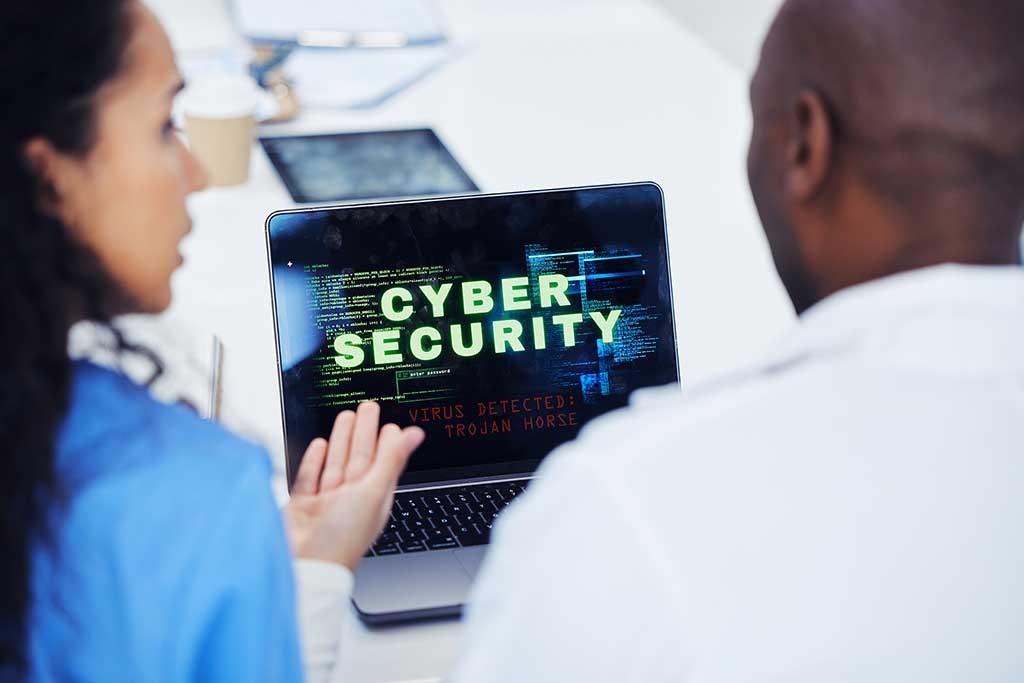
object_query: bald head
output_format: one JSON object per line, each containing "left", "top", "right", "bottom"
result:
{"left": 747, "top": 0, "right": 1024, "bottom": 313}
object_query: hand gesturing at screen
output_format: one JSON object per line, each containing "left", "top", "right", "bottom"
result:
{"left": 283, "top": 401, "right": 425, "bottom": 570}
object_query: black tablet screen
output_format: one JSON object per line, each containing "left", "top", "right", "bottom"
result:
{"left": 260, "top": 128, "right": 477, "bottom": 204}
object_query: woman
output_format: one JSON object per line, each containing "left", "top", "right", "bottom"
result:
{"left": 0, "top": 1, "right": 424, "bottom": 680}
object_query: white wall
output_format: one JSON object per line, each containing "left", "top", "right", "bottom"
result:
{"left": 652, "top": 0, "right": 783, "bottom": 76}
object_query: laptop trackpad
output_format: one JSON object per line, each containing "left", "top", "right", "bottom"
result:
{"left": 454, "top": 546, "right": 488, "bottom": 580}
{"left": 352, "top": 551, "right": 472, "bottom": 617}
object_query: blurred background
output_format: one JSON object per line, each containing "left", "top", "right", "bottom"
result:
{"left": 152, "top": 0, "right": 784, "bottom": 75}
{"left": 657, "top": 0, "right": 782, "bottom": 74}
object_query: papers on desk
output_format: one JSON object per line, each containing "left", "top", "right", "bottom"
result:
{"left": 224, "top": 0, "right": 462, "bottom": 110}
{"left": 232, "top": 0, "right": 447, "bottom": 46}
{"left": 177, "top": 42, "right": 465, "bottom": 114}
{"left": 283, "top": 43, "right": 465, "bottom": 109}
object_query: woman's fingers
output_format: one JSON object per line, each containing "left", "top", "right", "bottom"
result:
{"left": 368, "top": 426, "right": 425, "bottom": 492}
{"left": 291, "top": 421, "right": 424, "bottom": 571}
{"left": 293, "top": 437, "right": 328, "bottom": 495}
{"left": 319, "top": 410, "right": 356, "bottom": 491}
{"left": 307, "top": 402, "right": 420, "bottom": 496}
{"left": 344, "top": 401, "right": 381, "bottom": 481}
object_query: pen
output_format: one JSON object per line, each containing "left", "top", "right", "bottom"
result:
{"left": 299, "top": 30, "right": 414, "bottom": 48}
{"left": 206, "top": 335, "right": 222, "bottom": 422}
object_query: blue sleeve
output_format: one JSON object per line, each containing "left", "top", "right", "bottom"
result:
{"left": 186, "top": 459, "right": 304, "bottom": 682}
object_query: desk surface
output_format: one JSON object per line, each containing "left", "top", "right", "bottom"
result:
{"left": 154, "top": 1, "right": 793, "bottom": 680}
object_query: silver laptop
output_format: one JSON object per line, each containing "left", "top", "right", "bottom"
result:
{"left": 266, "top": 183, "right": 678, "bottom": 623}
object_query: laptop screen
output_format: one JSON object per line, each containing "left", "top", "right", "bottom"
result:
{"left": 267, "top": 183, "right": 679, "bottom": 486}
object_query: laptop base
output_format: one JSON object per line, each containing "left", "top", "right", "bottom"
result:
{"left": 353, "top": 547, "right": 488, "bottom": 624}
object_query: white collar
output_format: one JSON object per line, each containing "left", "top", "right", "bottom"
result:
{"left": 759, "top": 263, "right": 1024, "bottom": 374}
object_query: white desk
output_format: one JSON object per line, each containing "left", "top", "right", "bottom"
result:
{"left": 154, "top": 1, "right": 794, "bottom": 680}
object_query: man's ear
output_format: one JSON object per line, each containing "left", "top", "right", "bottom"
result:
{"left": 785, "top": 89, "right": 834, "bottom": 201}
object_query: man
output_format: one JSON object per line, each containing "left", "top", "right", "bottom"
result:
{"left": 452, "top": 0, "right": 1024, "bottom": 680}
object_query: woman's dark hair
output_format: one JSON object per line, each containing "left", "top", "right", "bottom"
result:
{"left": 0, "top": 0, "right": 136, "bottom": 676}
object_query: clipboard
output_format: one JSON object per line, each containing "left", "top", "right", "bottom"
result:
{"left": 230, "top": 0, "right": 447, "bottom": 47}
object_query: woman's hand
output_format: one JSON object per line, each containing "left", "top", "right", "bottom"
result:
{"left": 282, "top": 401, "right": 425, "bottom": 571}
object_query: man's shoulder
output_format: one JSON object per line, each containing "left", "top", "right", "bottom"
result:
{"left": 563, "top": 365, "right": 807, "bottom": 472}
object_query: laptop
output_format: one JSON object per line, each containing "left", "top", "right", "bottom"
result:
{"left": 265, "top": 182, "right": 679, "bottom": 623}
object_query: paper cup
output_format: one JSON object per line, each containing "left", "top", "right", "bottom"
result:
{"left": 184, "top": 113, "right": 255, "bottom": 186}
{"left": 181, "top": 75, "right": 260, "bottom": 187}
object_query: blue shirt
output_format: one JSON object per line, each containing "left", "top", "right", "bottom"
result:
{"left": 29, "top": 361, "right": 304, "bottom": 682}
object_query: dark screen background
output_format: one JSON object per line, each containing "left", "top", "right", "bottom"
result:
{"left": 267, "top": 183, "right": 678, "bottom": 486}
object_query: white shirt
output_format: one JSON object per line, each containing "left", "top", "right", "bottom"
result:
{"left": 293, "top": 560, "right": 353, "bottom": 683}
{"left": 451, "top": 264, "right": 1024, "bottom": 682}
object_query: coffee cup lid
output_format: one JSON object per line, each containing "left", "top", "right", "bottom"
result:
{"left": 181, "top": 74, "right": 261, "bottom": 119}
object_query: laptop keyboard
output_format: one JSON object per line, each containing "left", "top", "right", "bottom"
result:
{"left": 366, "top": 479, "right": 531, "bottom": 557}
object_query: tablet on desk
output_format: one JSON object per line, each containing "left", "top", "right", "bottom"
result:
{"left": 259, "top": 128, "right": 478, "bottom": 204}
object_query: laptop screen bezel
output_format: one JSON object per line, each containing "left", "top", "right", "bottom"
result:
{"left": 265, "top": 182, "right": 679, "bottom": 490}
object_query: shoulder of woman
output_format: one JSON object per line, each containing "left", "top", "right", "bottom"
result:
{"left": 59, "top": 360, "right": 274, "bottom": 494}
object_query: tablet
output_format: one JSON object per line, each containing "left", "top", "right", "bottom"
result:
{"left": 259, "top": 128, "right": 478, "bottom": 203}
